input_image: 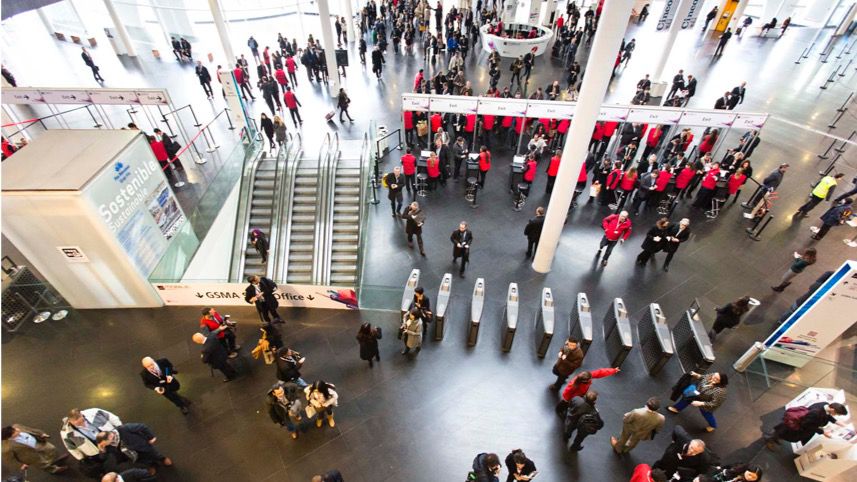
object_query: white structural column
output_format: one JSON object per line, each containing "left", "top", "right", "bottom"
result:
{"left": 342, "top": 0, "right": 356, "bottom": 42}
{"left": 652, "top": 0, "right": 693, "bottom": 82}
{"left": 532, "top": 0, "right": 635, "bottom": 274}
{"left": 101, "top": 0, "right": 137, "bottom": 57}
{"left": 207, "top": 0, "right": 235, "bottom": 64}
{"left": 66, "top": 0, "right": 89, "bottom": 35}
{"left": 317, "top": 0, "right": 341, "bottom": 91}
{"left": 36, "top": 8, "right": 54, "bottom": 33}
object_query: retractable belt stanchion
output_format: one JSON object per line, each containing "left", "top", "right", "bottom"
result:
{"left": 400, "top": 269, "right": 420, "bottom": 318}
{"left": 501, "top": 283, "right": 519, "bottom": 352}
{"left": 434, "top": 273, "right": 453, "bottom": 341}
{"left": 569, "top": 292, "right": 593, "bottom": 357}
{"left": 467, "top": 278, "right": 485, "bottom": 347}
{"left": 636, "top": 303, "right": 675, "bottom": 376}
{"left": 603, "top": 298, "right": 633, "bottom": 368}
{"left": 535, "top": 288, "right": 555, "bottom": 358}
{"left": 673, "top": 302, "right": 716, "bottom": 372}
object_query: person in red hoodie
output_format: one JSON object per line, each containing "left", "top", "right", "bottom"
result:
{"left": 200, "top": 307, "right": 239, "bottom": 357}
{"left": 557, "top": 118, "right": 571, "bottom": 145}
{"left": 598, "top": 211, "right": 632, "bottom": 267}
{"left": 630, "top": 464, "right": 668, "bottom": 482}
{"left": 480, "top": 114, "right": 495, "bottom": 147}
{"left": 274, "top": 66, "right": 288, "bottom": 94}
{"left": 651, "top": 168, "right": 674, "bottom": 207}
{"left": 522, "top": 155, "right": 538, "bottom": 187}
{"left": 698, "top": 129, "right": 718, "bottom": 156}
{"left": 546, "top": 150, "right": 561, "bottom": 193}
{"left": 426, "top": 151, "right": 441, "bottom": 190}
{"left": 726, "top": 168, "right": 747, "bottom": 205}
{"left": 285, "top": 54, "right": 298, "bottom": 86}
{"left": 556, "top": 368, "right": 621, "bottom": 414}
{"left": 478, "top": 145, "right": 491, "bottom": 188}
{"left": 403, "top": 111, "right": 415, "bottom": 146}
{"left": 589, "top": 122, "right": 604, "bottom": 153}
{"left": 148, "top": 135, "right": 171, "bottom": 173}
{"left": 401, "top": 148, "right": 416, "bottom": 195}
{"left": 642, "top": 125, "right": 663, "bottom": 160}
{"left": 692, "top": 164, "right": 722, "bottom": 209}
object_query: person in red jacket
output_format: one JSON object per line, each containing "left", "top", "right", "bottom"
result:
{"left": 561, "top": 368, "right": 621, "bottom": 402}
{"left": 480, "top": 114, "right": 495, "bottom": 147}
{"left": 148, "top": 135, "right": 171, "bottom": 174}
{"left": 430, "top": 112, "right": 443, "bottom": 134}
{"left": 598, "top": 212, "right": 632, "bottom": 267}
{"left": 630, "top": 464, "right": 668, "bottom": 482}
{"left": 285, "top": 54, "right": 299, "bottom": 86}
{"left": 522, "top": 155, "right": 537, "bottom": 186}
{"left": 403, "top": 111, "right": 415, "bottom": 146}
{"left": 601, "top": 161, "right": 624, "bottom": 205}
{"left": 698, "top": 130, "right": 718, "bottom": 155}
{"left": 642, "top": 125, "right": 663, "bottom": 160}
{"left": 692, "top": 164, "right": 722, "bottom": 209}
{"left": 651, "top": 168, "right": 674, "bottom": 207}
{"left": 726, "top": 168, "right": 747, "bottom": 204}
{"left": 274, "top": 67, "right": 288, "bottom": 93}
{"left": 674, "top": 165, "right": 696, "bottom": 198}
{"left": 571, "top": 163, "right": 589, "bottom": 208}
{"left": 546, "top": 151, "right": 561, "bottom": 193}
{"left": 426, "top": 151, "right": 441, "bottom": 190}
{"left": 283, "top": 86, "right": 302, "bottom": 126}
{"left": 599, "top": 121, "right": 619, "bottom": 159}
{"left": 401, "top": 148, "right": 416, "bottom": 195}
{"left": 617, "top": 167, "right": 638, "bottom": 210}
{"left": 478, "top": 145, "right": 491, "bottom": 188}
{"left": 233, "top": 63, "right": 255, "bottom": 100}
{"left": 200, "top": 307, "right": 239, "bottom": 356}
{"left": 589, "top": 122, "right": 604, "bottom": 153}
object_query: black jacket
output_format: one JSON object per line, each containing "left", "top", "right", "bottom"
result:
{"left": 713, "top": 303, "right": 743, "bottom": 330}
{"left": 265, "top": 382, "right": 302, "bottom": 425}
{"left": 385, "top": 172, "right": 405, "bottom": 199}
{"left": 245, "top": 277, "right": 279, "bottom": 307}
{"left": 524, "top": 216, "right": 545, "bottom": 241}
{"left": 641, "top": 225, "right": 669, "bottom": 252}
{"left": 471, "top": 453, "right": 499, "bottom": 482}
{"left": 139, "top": 358, "right": 180, "bottom": 393}
{"left": 357, "top": 328, "right": 382, "bottom": 360}
{"left": 504, "top": 451, "right": 537, "bottom": 482}
{"left": 670, "top": 372, "right": 694, "bottom": 401}
{"left": 565, "top": 397, "right": 602, "bottom": 434}
{"left": 450, "top": 229, "right": 473, "bottom": 256}
{"left": 275, "top": 348, "right": 302, "bottom": 382}
{"left": 195, "top": 65, "right": 211, "bottom": 83}
{"left": 201, "top": 334, "right": 229, "bottom": 367}
{"left": 662, "top": 224, "right": 690, "bottom": 253}
{"left": 714, "top": 96, "right": 730, "bottom": 110}
{"left": 654, "top": 426, "right": 713, "bottom": 479}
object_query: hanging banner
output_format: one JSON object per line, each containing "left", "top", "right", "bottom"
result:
{"left": 734, "top": 113, "right": 769, "bottom": 130}
{"left": 627, "top": 107, "right": 683, "bottom": 124}
{"left": 152, "top": 282, "right": 359, "bottom": 310}
{"left": 681, "top": 0, "right": 705, "bottom": 29}
{"left": 402, "top": 94, "right": 430, "bottom": 112}
{"left": 599, "top": 106, "right": 630, "bottom": 122}
{"left": 657, "top": 0, "right": 680, "bottom": 30}
{"left": 525, "top": 100, "right": 576, "bottom": 119}
{"left": 429, "top": 96, "right": 478, "bottom": 114}
{"left": 476, "top": 97, "right": 528, "bottom": 116}
{"left": 40, "top": 90, "right": 92, "bottom": 105}
{"left": 678, "top": 110, "right": 736, "bottom": 127}
{"left": 763, "top": 261, "right": 857, "bottom": 367}
{"left": 1, "top": 89, "right": 46, "bottom": 104}
{"left": 1, "top": 87, "right": 169, "bottom": 106}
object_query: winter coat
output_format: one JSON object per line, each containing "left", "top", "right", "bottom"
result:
{"left": 266, "top": 383, "right": 304, "bottom": 425}
{"left": 641, "top": 225, "right": 669, "bottom": 252}
{"left": 662, "top": 224, "right": 690, "bottom": 254}
{"left": 60, "top": 408, "right": 123, "bottom": 461}
{"left": 401, "top": 315, "right": 422, "bottom": 348}
{"left": 565, "top": 397, "right": 603, "bottom": 434}
{"left": 357, "top": 328, "right": 382, "bottom": 360}
{"left": 552, "top": 345, "right": 584, "bottom": 377}
{"left": 404, "top": 206, "right": 425, "bottom": 235}
{"left": 601, "top": 214, "right": 632, "bottom": 241}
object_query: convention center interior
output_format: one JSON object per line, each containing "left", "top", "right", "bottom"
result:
{"left": 2, "top": 0, "right": 857, "bottom": 481}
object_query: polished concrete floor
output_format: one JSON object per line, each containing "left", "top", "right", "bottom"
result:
{"left": 3, "top": 2, "right": 857, "bottom": 481}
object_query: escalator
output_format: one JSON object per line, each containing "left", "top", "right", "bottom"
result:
{"left": 324, "top": 138, "right": 367, "bottom": 286}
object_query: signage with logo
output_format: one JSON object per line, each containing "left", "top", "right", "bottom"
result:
{"left": 681, "top": 0, "right": 705, "bottom": 29}
{"left": 657, "top": 0, "right": 679, "bottom": 30}
{"left": 679, "top": 110, "right": 736, "bottom": 127}
{"left": 598, "top": 106, "right": 630, "bottom": 122}
{"left": 476, "top": 98, "right": 528, "bottom": 116}
{"left": 627, "top": 107, "right": 683, "bottom": 124}
{"left": 402, "top": 94, "right": 430, "bottom": 112}
{"left": 153, "top": 282, "right": 358, "bottom": 310}
{"left": 430, "top": 97, "right": 478, "bottom": 114}
{"left": 1, "top": 89, "right": 46, "bottom": 105}
{"left": 734, "top": 113, "right": 769, "bottom": 130}
{"left": 525, "top": 100, "right": 576, "bottom": 119}
{"left": 219, "top": 70, "right": 254, "bottom": 137}
{"left": 57, "top": 246, "right": 89, "bottom": 263}
{"left": 40, "top": 90, "right": 92, "bottom": 105}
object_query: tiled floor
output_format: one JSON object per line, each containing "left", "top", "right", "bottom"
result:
{"left": 2, "top": 3, "right": 857, "bottom": 482}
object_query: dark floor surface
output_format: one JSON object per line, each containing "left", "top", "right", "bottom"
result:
{"left": 3, "top": 3, "right": 857, "bottom": 482}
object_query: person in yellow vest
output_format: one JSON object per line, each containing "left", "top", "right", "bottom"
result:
{"left": 795, "top": 173, "right": 844, "bottom": 218}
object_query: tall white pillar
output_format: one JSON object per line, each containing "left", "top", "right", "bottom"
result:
{"left": 532, "top": 0, "right": 635, "bottom": 273}
{"left": 207, "top": 0, "right": 235, "bottom": 64}
{"left": 727, "top": 0, "right": 750, "bottom": 29}
{"left": 66, "top": 0, "right": 89, "bottom": 35}
{"left": 36, "top": 8, "right": 54, "bottom": 34}
{"left": 101, "top": 0, "right": 137, "bottom": 57}
{"left": 342, "top": 0, "right": 356, "bottom": 42}
{"left": 652, "top": 0, "right": 693, "bottom": 83}
{"left": 317, "top": 0, "right": 341, "bottom": 91}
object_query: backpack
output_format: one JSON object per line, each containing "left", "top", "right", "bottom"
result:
{"left": 579, "top": 411, "right": 604, "bottom": 433}
{"left": 783, "top": 406, "right": 810, "bottom": 431}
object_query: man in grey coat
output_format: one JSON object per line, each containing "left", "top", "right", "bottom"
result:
{"left": 611, "top": 397, "right": 665, "bottom": 454}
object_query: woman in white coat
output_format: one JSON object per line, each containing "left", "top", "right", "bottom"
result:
{"left": 401, "top": 309, "right": 423, "bottom": 355}
{"left": 305, "top": 381, "right": 338, "bottom": 428}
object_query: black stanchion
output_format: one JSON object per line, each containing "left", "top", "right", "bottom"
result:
{"left": 369, "top": 176, "right": 379, "bottom": 205}
{"left": 837, "top": 92, "right": 854, "bottom": 112}
{"left": 818, "top": 139, "right": 838, "bottom": 158}
{"left": 741, "top": 184, "right": 764, "bottom": 209}
{"left": 746, "top": 214, "right": 774, "bottom": 241}
{"left": 834, "top": 130, "right": 856, "bottom": 153}
{"left": 820, "top": 65, "right": 841, "bottom": 89}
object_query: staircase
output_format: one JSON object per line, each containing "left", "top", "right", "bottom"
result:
{"left": 329, "top": 158, "right": 362, "bottom": 285}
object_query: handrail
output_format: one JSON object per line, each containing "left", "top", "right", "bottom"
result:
{"left": 355, "top": 132, "right": 372, "bottom": 289}
{"left": 265, "top": 134, "right": 294, "bottom": 280}
{"left": 274, "top": 132, "right": 304, "bottom": 282}
{"left": 228, "top": 144, "right": 266, "bottom": 281}
{"left": 320, "top": 133, "right": 343, "bottom": 285}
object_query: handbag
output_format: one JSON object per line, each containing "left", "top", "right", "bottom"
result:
{"left": 682, "top": 384, "right": 700, "bottom": 399}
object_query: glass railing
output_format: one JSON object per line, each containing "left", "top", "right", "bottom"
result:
{"left": 149, "top": 139, "right": 262, "bottom": 283}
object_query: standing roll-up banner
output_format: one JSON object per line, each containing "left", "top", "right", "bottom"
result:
{"left": 680, "top": 0, "right": 705, "bottom": 28}
{"left": 218, "top": 70, "right": 255, "bottom": 140}
{"left": 657, "top": 0, "right": 681, "bottom": 30}
{"left": 763, "top": 261, "right": 857, "bottom": 368}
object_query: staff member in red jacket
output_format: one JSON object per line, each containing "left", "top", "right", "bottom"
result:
{"left": 630, "top": 464, "right": 668, "bottom": 482}
{"left": 558, "top": 367, "right": 620, "bottom": 409}
{"left": 589, "top": 122, "right": 604, "bottom": 153}
{"left": 601, "top": 161, "right": 624, "bottom": 205}
{"left": 617, "top": 167, "right": 638, "bottom": 210}
{"left": 403, "top": 111, "right": 415, "bottom": 145}
{"left": 598, "top": 211, "right": 632, "bottom": 267}
{"left": 522, "top": 155, "right": 537, "bottom": 187}
{"left": 727, "top": 168, "right": 747, "bottom": 205}
{"left": 478, "top": 145, "right": 491, "bottom": 188}
{"left": 571, "top": 163, "right": 589, "bottom": 208}
{"left": 480, "top": 114, "right": 495, "bottom": 147}
{"left": 692, "top": 164, "right": 721, "bottom": 209}
{"left": 642, "top": 125, "right": 663, "bottom": 160}
{"left": 546, "top": 150, "right": 561, "bottom": 193}
{"left": 283, "top": 86, "right": 302, "bottom": 126}
{"left": 401, "top": 148, "right": 416, "bottom": 195}
{"left": 426, "top": 151, "right": 441, "bottom": 190}
{"left": 674, "top": 164, "right": 696, "bottom": 199}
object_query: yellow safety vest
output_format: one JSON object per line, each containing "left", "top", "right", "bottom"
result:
{"left": 812, "top": 176, "right": 837, "bottom": 199}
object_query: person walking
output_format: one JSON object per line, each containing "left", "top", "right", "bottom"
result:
{"left": 153, "top": 128, "right": 184, "bottom": 172}
{"left": 450, "top": 221, "right": 473, "bottom": 277}
{"left": 811, "top": 198, "right": 853, "bottom": 240}
{"left": 371, "top": 45, "right": 384, "bottom": 79}
{"left": 244, "top": 274, "right": 282, "bottom": 323}
{"left": 401, "top": 148, "right": 416, "bottom": 195}
{"left": 833, "top": 176, "right": 857, "bottom": 203}
{"left": 549, "top": 337, "right": 583, "bottom": 391}
{"left": 702, "top": 6, "right": 718, "bottom": 31}
{"left": 400, "top": 309, "right": 423, "bottom": 355}
{"left": 708, "top": 296, "right": 752, "bottom": 342}
{"left": 283, "top": 86, "right": 303, "bottom": 126}
{"left": 668, "top": 371, "right": 728, "bottom": 432}
{"left": 558, "top": 368, "right": 620, "bottom": 416}
{"left": 248, "top": 36, "right": 260, "bottom": 61}
{"left": 285, "top": 54, "right": 299, "bottom": 86}
{"left": 140, "top": 357, "right": 190, "bottom": 414}
{"left": 471, "top": 453, "right": 502, "bottom": 482}
{"left": 661, "top": 218, "right": 690, "bottom": 272}
{"left": 266, "top": 381, "right": 306, "bottom": 440}
{"left": 503, "top": 449, "right": 537, "bottom": 482}
{"left": 1, "top": 424, "right": 70, "bottom": 474}
{"left": 636, "top": 217, "right": 669, "bottom": 266}
{"left": 772, "top": 248, "right": 817, "bottom": 292}
{"left": 713, "top": 28, "right": 733, "bottom": 56}
{"left": 524, "top": 207, "right": 545, "bottom": 260}
{"left": 356, "top": 322, "right": 382, "bottom": 368}
{"left": 795, "top": 173, "right": 844, "bottom": 218}
{"left": 597, "top": 211, "right": 632, "bottom": 267}
{"left": 273, "top": 115, "right": 287, "bottom": 148}
{"left": 195, "top": 61, "right": 213, "bottom": 99}
{"left": 611, "top": 397, "right": 665, "bottom": 455}
{"left": 652, "top": 426, "right": 712, "bottom": 481}
{"left": 404, "top": 201, "right": 426, "bottom": 256}
{"left": 260, "top": 113, "right": 275, "bottom": 149}
{"left": 546, "top": 150, "right": 561, "bottom": 193}
{"left": 81, "top": 47, "right": 104, "bottom": 82}
{"left": 59, "top": 407, "right": 122, "bottom": 475}
{"left": 250, "top": 228, "right": 269, "bottom": 263}
{"left": 729, "top": 82, "right": 747, "bottom": 109}
{"left": 746, "top": 163, "right": 789, "bottom": 207}
{"left": 192, "top": 331, "right": 238, "bottom": 381}
{"left": 477, "top": 145, "right": 491, "bottom": 188}
{"left": 385, "top": 166, "right": 405, "bottom": 216}
{"left": 96, "top": 423, "right": 172, "bottom": 468}
{"left": 274, "top": 347, "right": 307, "bottom": 386}
{"left": 337, "top": 88, "right": 354, "bottom": 122}
{"left": 305, "top": 381, "right": 339, "bottom": 428}
{"left": 563, "top": 391, "right": 604, "bottom": 451}
{"left": 452, "top": 137, "right": 468, "bottom": 180}
{"left": 764, "top": 401, "right": 848, "bottom": 450}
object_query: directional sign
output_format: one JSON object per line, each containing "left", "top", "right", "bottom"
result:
{"left": 627, "top": 107, "right": 683, "bottom": 124}
{"left": 40, "top": 90, "right": 92, "bottom": 105}
{"left": 87, "top": 90, "right": 139, "bottom": 105}
{"left": 152, "top": 282, "right": 358, "bottom": 309}
{"left": 135, "top": 91, "right": 170, "bottom": 105}
{"left": 430, "top": 96, "right": 478, "bottom": 114}
{"left": 1, "top": 89, "right": 46, "bottom": 104}
{"left": 476, "top": 97, "right": 528, "bottom": 116}
{"left": 734, "top": 113, "right": 769, "bottom": 130}
{"left": 598, "top": 106, "right": 630, "bottom": 122}
{"left": 525, "top": 100, "right": 576, "bottom": 119}
{"left": 679, "top": 110, "right": 736, "bottom": 127}
{"left": 402, "top": 94, "right": 430, "bottom": 112}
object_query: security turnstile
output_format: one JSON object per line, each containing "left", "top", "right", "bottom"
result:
{"left": 434, "top": 273, "right": 452, "bottom": 341}
{"left": 467, "top": 278, "right": 485, "bottom": 347}
{"left": 673, "top": 307, "right": 716, "bottom": 373}
{"left": 603, "top": 297, "right": 633, "bottom": 368}
{"left": 568, "top": 292, "right": 594, "bottom": 357}
{"left": 637, "top": 303, "right": 675, "bottom": 376}
{"left": 501, "top": 283, "right": 519, "bottom": 352}
{"left": 400, "top": 269, "right": 420, "bottom": 317}
{"left": 535, "top": 288, "right": 555, "bottom": 358}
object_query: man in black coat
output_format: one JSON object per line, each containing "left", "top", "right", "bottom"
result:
{"left": 653, "top": 426, "right": 712, "bottom": 480}
{"left": 714, "top": 92, "right": 731, "bottom": 110}
{"left": 524, "top": 207, "right": 545, "bottom": 259}
{"left": 97, "top": 423, "right": 171, "bottom": 467}
{"left": 371, "top": 46, "right": 384, "bottom": 79}
{"left": 195, "top": 60, "right": 213, "bottom": 98}
{"left": 192, "top": 332, "right": 238, "bottom": 381}
{"left": 81, "top": 47, "right": 104, "bottom": 82}
{"left": 385, "top": 166, "right": 405, "bottom": 216}
{"left": 564, "top": 391, "right": 603, "bottom": 451}
{"left": 450, "top": 222, "right": 473, "bottom": 277}
{"left": 666, "top": 70, "right": 685, "bottom": 101}
{"left": 714, "top": 28, "right": 733, "bottom": 56}
{"left": 685, "top": 75, "right": 697, "bottom": 104}
{"left": 729, "top": 82, "right": 746, "bottom": 109}
{"left": 245, "top": 275, "right": 282, "bottom": 323}
{"left": 662, "top": 218, "right": 690, "bottom": 272}
{"left": 140, "top": 357, "right": 190, "bottom": 414}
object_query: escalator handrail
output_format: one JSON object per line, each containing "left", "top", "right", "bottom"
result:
{"left": 354, "top": 132, "right": 371, "bottom": 290}
{"left": 274, "top": 132, "right": 303, "bottom": 283}
{"left": 267, "top": 133, "right": 299, "bottom": 281}
{"left": 228, "top": 142, "right": 266, "bottom": 282}
{"left": 320, "top": 134, "right": 343, "bottom": 285}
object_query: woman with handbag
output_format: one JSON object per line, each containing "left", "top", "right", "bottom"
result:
{"left": 668, "top": 371, "right": 728, "bottom": 432}
{"left": 400, "top": 309, "right": 423, "bottom": 355}
{"left": 356, "top": 323, "right": 382, "bottom": 368}
{"left": 409, "top": 287, "right": 433, "bottom": 333}
{"left": 305, "top": 381, "right": 338, "bottom": 428}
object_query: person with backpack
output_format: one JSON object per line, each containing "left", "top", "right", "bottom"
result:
{"left": 266, "top": 381, "right": 306, "bottom": 440}
{"left": 563, "top": 391, "right": 604, "bottom": 451}
{"left": 764, "top": 402, "right": 848, "bottom": 450}
{"left": 470, "top": 452, "right": 501, "bottom": 482}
